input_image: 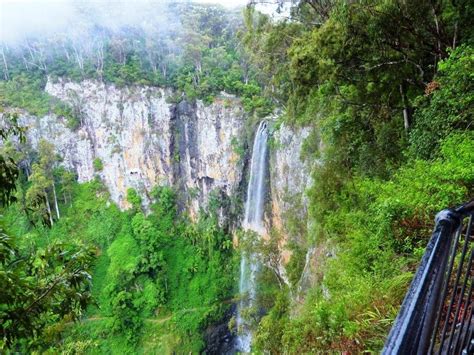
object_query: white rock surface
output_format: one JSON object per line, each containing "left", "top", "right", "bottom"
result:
{"left": 268, "top": 123, "right": 314, "bottom": 276}
{"left": 21, "top": 78, "right": 246, "bottom": 214}
{"left": 269, "top": 124, "right": 312, "bottom": 236}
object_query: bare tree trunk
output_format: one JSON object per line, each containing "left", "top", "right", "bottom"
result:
{"left": 160, "top": 62, "right": 167, "bottom": 80}
{"left": 22, "top": 55, "right": 30, "bottom": 70}
{"left": 453, "top": 22, "right": 458, "bottom": 49}
{"left": 45, "top": 191, "right": 54, "bottom": 226}
{"left": 118, "top": 44, "right": 126, "bottom": 65}
{"left": 37, "top": 46, "right": 47, "bottom": 71}
{"left": 73, "top": 44, "right": 84, "bottom": 73}
{"left": 26, "top": 41, "right": 35, "bottom": 62}
{"left": 400, "top": 81, "right": 411, "bottom": 131}
{"left": 149, "top": 53, "right": 157, "bottom": 74}
{"left": 1, "top": 46, "right": 9, "bottom": 80}
{"left": 432, "top": 5, "right": 442, "bottom": 64}
{"left": 52, "top": 181, "right": 60, "bottom": 219}
{"left": 25, "top": 41, "right": 47, "bottom": 71}
{"left": 62, "top": 43, "right": 71, "bottom": 61}
{"left": 95, "top": 41, "right": 104, "bottom": 78}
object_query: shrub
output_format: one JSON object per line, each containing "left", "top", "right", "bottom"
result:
{"left": 93, "top": 158, "right": 104, "bottom": 172}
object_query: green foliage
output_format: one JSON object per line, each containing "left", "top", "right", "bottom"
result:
{"left": 23, "top": 139, "right": 61, "bottom": 227}
{"left": 409, "top": 45, "right": 474, "bottom": 159}
{"left": 2, "top": 1, "right": 473, "bottom": 353}
{"left": 241, "top": 1, "right": 474, "bottom": 352}
{"left": 0, "top": 72, "right": 78, "bottom": 123}
{"left": 285, "top": 242, "right": 306, "bottom": 288}
{"left": 2, "top": 173, "right": 236, "bottom": 352}
{"left": 26, "top": 163, "right": 51, "bottom": 224}
{"left": 126, "top": 188, "right": 142, "bottom": 212}
{"left": 0, "top": 230, "right": 95, "bottom": 350}
{"left": 93, "top": 157, "right": 104, "bottom": 172}
{"left": 241, "top": 7, "right": 304, "bottom": 107}
{"left": 0, "top": 122, "right": 94, "bottom": 351}
{"left": 230, "top": 136, "right": 246, "bottom": 163}
{"left": 254, "top": 290, "right": 289, "bottom": 353}
{"left": 0, "top": 3, "right": 272, "bottom": 115}
{"left": 261, "top": 131, "right": 473, "bottom": 353}
{"left": 0, "top": 112, "right": 25, "bottom": 206}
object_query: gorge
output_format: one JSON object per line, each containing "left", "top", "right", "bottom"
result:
{"left": 4, "top": 75, "right": 313, "bottom": 353}
{"left": 1, "top": 1, "right": 473, "bottom": 354}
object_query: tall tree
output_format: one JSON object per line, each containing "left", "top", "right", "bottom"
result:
{"left": 37, "top": 140, "right": 61, "bottom": 220}
{"left": 0, "top": 114, "right": 94, "bottom": 352}
{"left": 26, "top": 163, "right": 54, "bottom": 226}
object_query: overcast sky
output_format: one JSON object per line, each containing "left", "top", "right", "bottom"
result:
{"left": 0, "top": 0, "right": 250, "bottom": 44}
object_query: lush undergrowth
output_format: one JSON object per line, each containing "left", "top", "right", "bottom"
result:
{"left": 272, "top": 132, "right": 473, "bottom": 352}
{"left": 2, "top": 179, "right": 236, "bottom": 353}
{"left": 240, "top": 2, "right": 474, "bottom": 352}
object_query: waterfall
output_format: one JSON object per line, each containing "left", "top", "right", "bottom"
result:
{"left": 235, "top": 121, "right": 268, "bottom": 353}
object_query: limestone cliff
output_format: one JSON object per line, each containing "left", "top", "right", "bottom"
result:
{"left": 269, "top": 124, "right": 312, "bottom": 242}
{"left": 267, "top": 124, "right": 332, "bottom": 301}
{"left": 21, "top": 78, "right": 246, "bottom": 216}
{"left": 267, "top": 123, "right": 316, "bottom": 291}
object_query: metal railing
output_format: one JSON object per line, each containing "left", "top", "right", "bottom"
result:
{"left": 383, "top": 200, "right": 474, "bottom": 355}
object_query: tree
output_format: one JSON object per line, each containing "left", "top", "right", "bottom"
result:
{"left": 26, "top": 163, "right": 54, "bottom": 226}
{"left": 25, "top": 140, "right": 62, "bottom": 226}
{"left": 409, "top": 45, "right": 474, "bottom": 159}
{"left": 57, "top": 167, "right": 76, "bottom": 206}
{"left": 38, "top": 140, "right": 60, "bottom": 220}
{"left": 0, "top": 113, "right": 24, "bottom": 206}
{"left": 241, "top": 7, "right": 303, "bottom": 105}
{"left": 0, "top": 115, "right": 94, "bottom": 351}
{"left": 0, "top": 235, "right": 95, "bottom": 350}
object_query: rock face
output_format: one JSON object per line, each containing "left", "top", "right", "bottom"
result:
{"left": 269, "top": 125, "right": 312, "bottom": 231}
{"left": 21, "top": 78, "right": 246, "bottom": 215}
{"left": 203, "top": 305, "right": 236, "bottom": 355}
{"left": 268, "top": 124, "right": 313, "bottom": 260}
{"left": 263, "top": 123, "right": 314, "bottom": 289}
{"left": 171, "top": 98, "right": 246, "bottom": 218}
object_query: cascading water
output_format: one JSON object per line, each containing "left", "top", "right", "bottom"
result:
{"left": 235, "top": 121, "right": 268, "bottom": 353}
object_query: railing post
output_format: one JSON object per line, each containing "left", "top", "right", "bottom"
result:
{"left": 382, "top": 209, "right": 461, "bottom": 354}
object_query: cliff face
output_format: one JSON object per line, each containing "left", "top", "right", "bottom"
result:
{"left": 265, "top": 124, "right": 313, "bottom": 286}
{"left": 269, "top": 124, "right": 312, "bottom": 242}
{"left": 268, "top": 124, "right": 328, "bottom": 299}
{"left": 22, "top": 78, "right": 246, "bottom": 215}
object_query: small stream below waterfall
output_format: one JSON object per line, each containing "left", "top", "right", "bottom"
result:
{"left": 235, "top": 121, "right": 269, "bottom": 353}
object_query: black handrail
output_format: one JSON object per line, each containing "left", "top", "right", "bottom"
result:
{"left": 383, "top": 200, "right": 474, "bottom": 355}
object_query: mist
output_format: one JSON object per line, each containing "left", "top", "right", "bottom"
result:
{"left": 0, "top": 0, "right": 248, "bottom": 45}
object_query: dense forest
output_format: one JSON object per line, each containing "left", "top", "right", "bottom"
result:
{"left": 1, "top": 0, "right": 473, "bottom": 353}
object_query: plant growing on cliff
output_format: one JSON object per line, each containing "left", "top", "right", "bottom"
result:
{"left": 230, "top": 136, "right": 245, "bottom": 163}
{"left": 93, "top": 157, "right": 104, "bottom": 172}
{"left": 408, "top": 45, "right": 474, "bottom": 159}
{"left": 2, "top": 173, "right": 237, "bottom": 352}
{"left": 126, "top": 187, "right": 141, "bottom": 211}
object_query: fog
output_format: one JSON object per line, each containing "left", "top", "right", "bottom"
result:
{"left": 0, "top": 0, "right": 249, "bottom": 44}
